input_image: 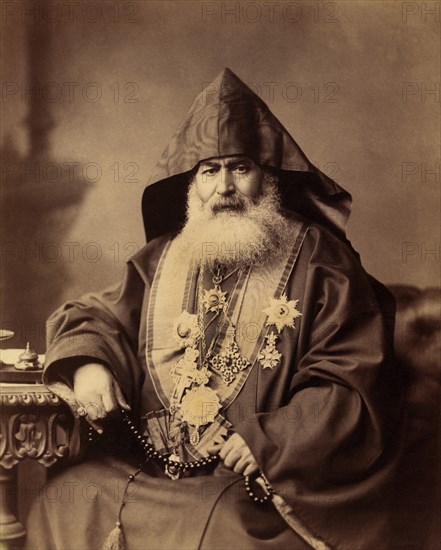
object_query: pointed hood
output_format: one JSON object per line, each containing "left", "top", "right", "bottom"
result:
{"left": 143, "top": 68, "right": 351, "bottom": 240}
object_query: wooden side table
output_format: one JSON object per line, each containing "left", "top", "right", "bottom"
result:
{"left": 0, "top": 368, "right": 80, "bottom": 549}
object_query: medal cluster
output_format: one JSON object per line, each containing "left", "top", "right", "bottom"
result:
{"left": 144, "top": 257, "right": 303, "bottom": 481}
{"left": 166, "top": 264, "right": 303, "bottom": 464}
{"left": 168, "top": 265, "right": 250, "bottom": 453}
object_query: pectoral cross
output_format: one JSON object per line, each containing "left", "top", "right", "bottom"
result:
{"left": 170, "top": 358, "right": 201, "bottom": 404}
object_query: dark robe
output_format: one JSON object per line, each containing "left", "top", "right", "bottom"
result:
{"left": 27, "top": 68, "right": 403, "bottom": 549}
{"left": 27, "top": 219, "right": 402, "bottom": 550}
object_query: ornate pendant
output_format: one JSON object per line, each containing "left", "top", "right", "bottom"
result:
{"left": 179, "top": 386, "right": 221, "bottom": 428}
{"left": 210, "top": 341, "right": 251, "bottom": 385}
{"left": 262, "top": 293, "right": 302, "bottom": 333}
{"left": 173, "top": 311, "right": 201, "bottom": 348}
{"left": 258, "top": 331, "right": 282, "bottom": 370}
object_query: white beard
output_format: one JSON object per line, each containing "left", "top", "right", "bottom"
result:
{"left": 174, "top": 172, "right": 292, "bottom": 270}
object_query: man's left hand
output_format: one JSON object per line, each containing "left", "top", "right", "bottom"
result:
{"left": 207, "top": 433, "right": 259, "bottom": 476}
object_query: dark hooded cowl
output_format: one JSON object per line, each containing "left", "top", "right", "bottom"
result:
{"left": 142, "top": 68, "right": 352, "bottom": 241}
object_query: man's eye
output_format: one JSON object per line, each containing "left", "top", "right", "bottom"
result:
{"left": 202, "top": 168, "right": 217, "bottom": 175}
{"left": 234, "top": 165, "right": 249, "bottom": 174}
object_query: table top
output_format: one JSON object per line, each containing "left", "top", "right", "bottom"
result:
{"left": 0, "top": 348, "right": 44, "bottom": 383}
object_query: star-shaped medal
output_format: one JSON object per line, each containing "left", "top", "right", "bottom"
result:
{"left": 258, "top": 345, "right": 282, "bottom": 370}
{"left": 262, "top": 293, "right": 302, "bottom": 333}
{"left": 203, "top": 285, "right": 227, "bottom": 314}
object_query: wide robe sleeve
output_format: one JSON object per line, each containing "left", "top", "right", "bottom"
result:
{"left": 43, "top": 236, "right": 168, "bottom": 415}
{"left": 235, "top": 225, "right": 403, "bottom": 550}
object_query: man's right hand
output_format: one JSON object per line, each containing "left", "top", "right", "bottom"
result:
{"left": 73, "top": 363, "right": 131, "bottom": 433}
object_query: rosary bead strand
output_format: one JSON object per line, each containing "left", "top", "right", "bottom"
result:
{"left": 121, "top": 411, "right": 220, "bottom": 472}
{"left": 119, "top": 411, "right": 273, "bottom": 505}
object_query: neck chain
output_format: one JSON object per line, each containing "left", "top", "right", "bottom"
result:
{"left": 212, "top": 264, "right": 240, "bottom": 285}
{"left": 203, "top": 266, "right": 252, "bottom": 386}
{"left": 196, "top": 265, "right": 244, "bottom": 367}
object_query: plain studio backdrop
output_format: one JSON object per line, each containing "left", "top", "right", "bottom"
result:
{"left": 1, "top": 0, "right": 440, "bottom": 352}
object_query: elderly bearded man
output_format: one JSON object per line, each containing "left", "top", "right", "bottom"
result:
{"left": 26, "top": 69, "right": 402, "bottom": 550}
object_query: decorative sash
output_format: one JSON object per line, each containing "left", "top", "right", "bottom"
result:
{"left": 145, "top": 219, "right": 309, "bottom": 456}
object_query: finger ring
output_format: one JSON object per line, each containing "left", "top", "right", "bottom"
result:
{"left": 77, "top": 406, "right": 87, "bottom": 417}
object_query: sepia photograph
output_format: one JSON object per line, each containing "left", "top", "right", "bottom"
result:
{"left": 0, "top": 1, "right": 440, "bottom": 549}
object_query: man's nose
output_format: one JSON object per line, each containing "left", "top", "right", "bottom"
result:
{"left": 216, "top": 168, "right": 235, "bottom": 195}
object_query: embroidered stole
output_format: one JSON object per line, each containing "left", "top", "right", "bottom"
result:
{"left": 144, "top": 219, "right": 308, "bottom": 458}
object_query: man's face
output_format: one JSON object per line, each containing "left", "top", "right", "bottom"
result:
{"left": 179, "top": 164, "right": 288, "bottom": 269}
{"left": 194, "top": 155, "right": 264, "bottom": 204}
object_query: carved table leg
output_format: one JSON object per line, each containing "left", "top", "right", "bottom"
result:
{"left": 0, "top": 383, "right": 82, "bottom": 549}
{"left": 0, "top": 466, "right": 26, "bottom": 549}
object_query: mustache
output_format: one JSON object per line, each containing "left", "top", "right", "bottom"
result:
{"left": 210, "top": 195, "right": 248, "bottom": 214}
